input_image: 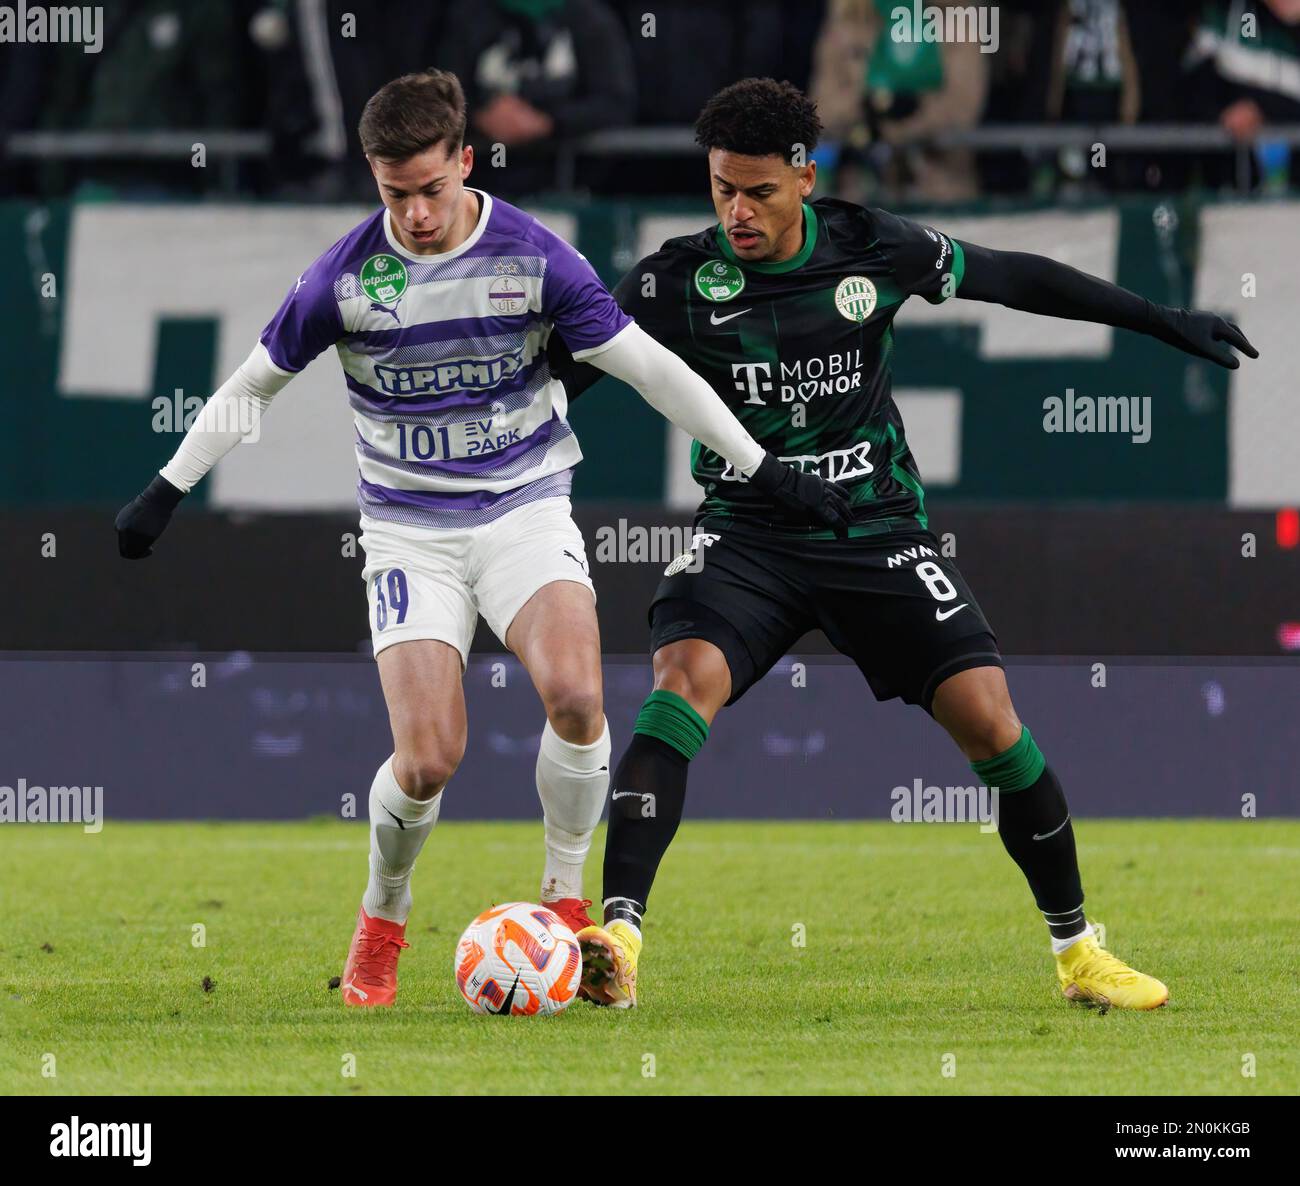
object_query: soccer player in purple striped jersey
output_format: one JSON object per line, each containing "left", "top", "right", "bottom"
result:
{"left": 114, "top": 70, "right": 849, "bottom": 1007}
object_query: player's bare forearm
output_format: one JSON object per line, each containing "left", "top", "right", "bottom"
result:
{"left": 957, "top": 240, "right": 1259, "bottom": 369}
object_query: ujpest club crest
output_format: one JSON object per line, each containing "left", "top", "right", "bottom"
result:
{"left": 488, "top": 275, "right": 529, "bottom": 314}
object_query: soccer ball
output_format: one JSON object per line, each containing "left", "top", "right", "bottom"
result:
{"left": 453, "top": 902, "right": 582, "bottom": 1015}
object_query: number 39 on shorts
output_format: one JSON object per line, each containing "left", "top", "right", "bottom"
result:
{"left": 373, "top": 569, "right": 410, "bottom": 631}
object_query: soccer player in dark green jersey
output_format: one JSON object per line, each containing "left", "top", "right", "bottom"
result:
{"left": 556, "top": 78, "right": 1257, "bottom": 1011}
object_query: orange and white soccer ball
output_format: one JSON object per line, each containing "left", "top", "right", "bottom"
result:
{"left": 453, "top": 902, "right": 582, "bottom": 1015}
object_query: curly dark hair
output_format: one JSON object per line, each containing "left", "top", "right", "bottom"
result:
{"left": 693, "top": 78, "right": 822, "bottom": 163}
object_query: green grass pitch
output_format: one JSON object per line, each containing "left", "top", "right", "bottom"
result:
{"left": 1, "top": 819, "right": 1296, "bottom": 1095}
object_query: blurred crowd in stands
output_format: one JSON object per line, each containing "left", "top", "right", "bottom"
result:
{"left": 3, "top": 0, "right": 1300, "bottom": 203}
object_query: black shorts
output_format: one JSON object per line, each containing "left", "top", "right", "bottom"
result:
{"left": 649, "top": 521, "right": 1002, "bottom": 712}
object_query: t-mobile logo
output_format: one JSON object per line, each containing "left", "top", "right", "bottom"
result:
{"left": 732, "top": 362, "right": 773, "bottom": 405}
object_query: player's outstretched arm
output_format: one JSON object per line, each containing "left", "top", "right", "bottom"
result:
{"left": 956, "top": 240, "right": 1259, "bottom": 369}
{"left": 114, "top": 344, "right": 293, "bottom": 558}
{"left": 587, "top": 323, "right": 852, "bottom": 535}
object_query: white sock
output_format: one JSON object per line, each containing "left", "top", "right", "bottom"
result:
{"left": 362, "top": 756, "right": 441, "bottom": 924}
{"left": 1051, "top": 922, "right": 1095, "bottom": 956}
{"left": 535, "top": 717, "right": 610, "bottom": 901}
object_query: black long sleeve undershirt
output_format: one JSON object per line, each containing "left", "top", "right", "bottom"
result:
{"left": 956, "top": 240, "right": 1254, "bottom": 368}
{"left": 957, "top": 239, "right": 1164, "bottom": 338}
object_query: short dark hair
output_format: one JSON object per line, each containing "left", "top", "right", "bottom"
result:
{"left": 694, "top": 78, "right": 822, "bottom": 163}
{"left": 359, "top": 69, "right": 467, "bottom": 162}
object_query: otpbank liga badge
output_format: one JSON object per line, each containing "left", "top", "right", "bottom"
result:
{"left": 695, "top": 260, "right": 745, "bottom": 302}
{"left": 361, "top": 254, "right": 408, "bottom": 305}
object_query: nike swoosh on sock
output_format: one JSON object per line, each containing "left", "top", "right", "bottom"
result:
{"left": 1032, "top": 815, "right": 1070, "bottom": 841}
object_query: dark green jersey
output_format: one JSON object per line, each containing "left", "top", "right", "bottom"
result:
{"left": 609, "top": 198, "right": 966, "bottom": 537}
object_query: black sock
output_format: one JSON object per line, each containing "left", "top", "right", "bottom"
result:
{"left": 994, "top": 764, "right": 1086, "bottom": 941}
{"left": 601, "top": 733, "right": 689, "bottom": 927}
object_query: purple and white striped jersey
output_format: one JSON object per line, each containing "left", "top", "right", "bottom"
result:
{"left": 258, "top": 189, "right": 631, "bottom": 529}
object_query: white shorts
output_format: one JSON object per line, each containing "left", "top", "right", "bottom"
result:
{"left": 359, "top": 495, "right": 595, "bottom": 665}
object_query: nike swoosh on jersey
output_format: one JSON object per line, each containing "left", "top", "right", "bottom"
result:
{"left": 934, "top": 603, "right": 969, "bottom": 621}
{"left": 709, "top": 308, "right": 751, "bottom": 325}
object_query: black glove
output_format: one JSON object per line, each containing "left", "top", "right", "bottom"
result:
{"left": 748, "top": 451, "right": 853, "bottom": 538}
{"left": 115, "top": 474, "right": 186, "bottom": 558}
{"left": 1149, "top": 308, "right": 1259, "bottom": 370}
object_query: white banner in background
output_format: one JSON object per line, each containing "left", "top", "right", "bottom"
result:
{"left": 58, "top": 203, "right": 1293, "bottom": 508}
{"left": 1195, "top": 203, "right": 1298, "bottom": 507}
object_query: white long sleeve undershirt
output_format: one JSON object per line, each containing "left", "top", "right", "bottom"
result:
{"left": 580, "top": 322, "right": 765, "bottom": 478}
{"left": 158, "top": 342, "right": 292, "bottom": 493}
